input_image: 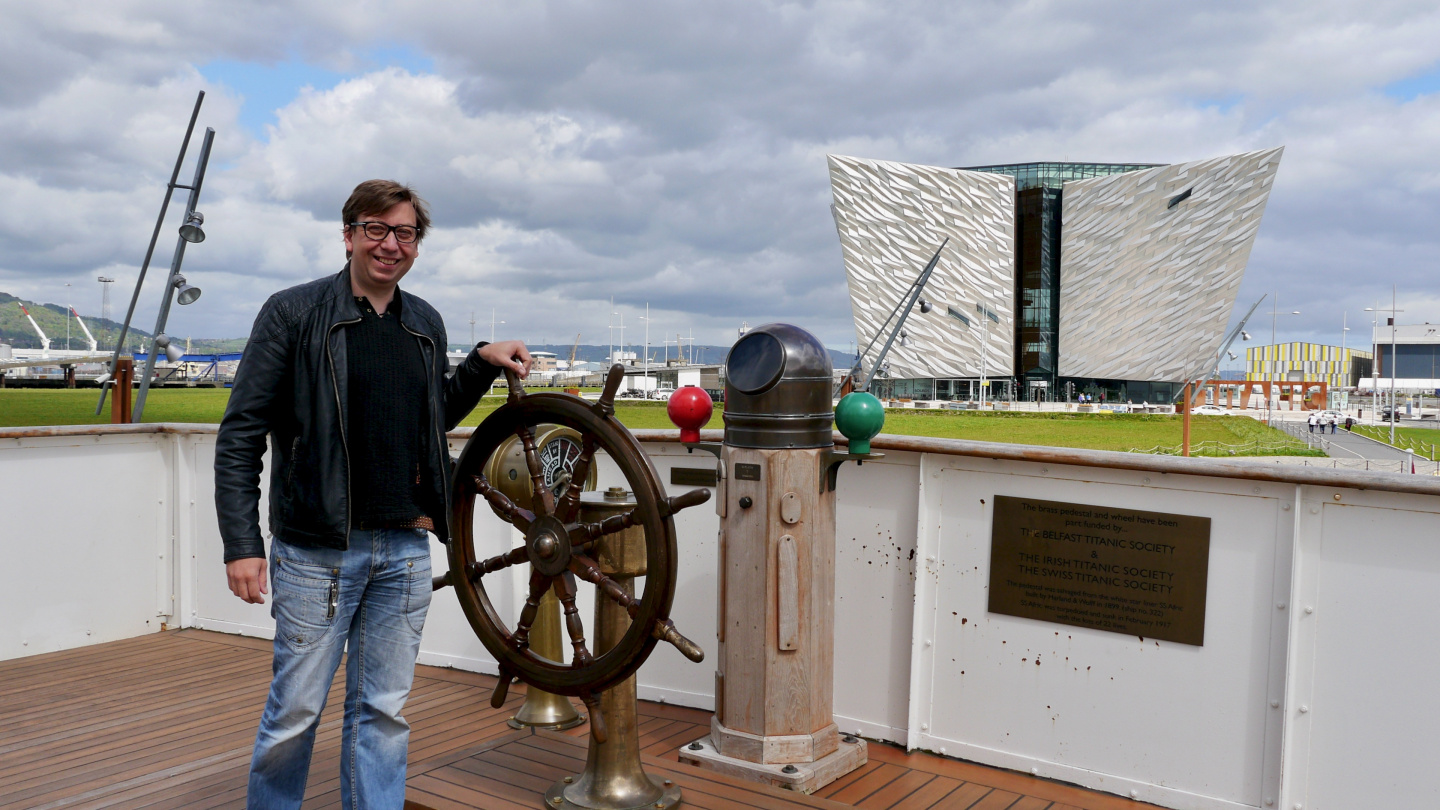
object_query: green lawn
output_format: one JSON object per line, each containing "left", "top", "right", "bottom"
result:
{"left": 0, "top": 389, "right": 1314, "bottom": 456}
{"left": 1351, "top": 424, "right": 1440, "bottom": 461}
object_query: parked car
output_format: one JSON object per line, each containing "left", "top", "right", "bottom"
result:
{"left": 1379, "top": 407, "right": 1403, "bottom": 422}
{"left": 1192, "top": 404, "right": 1228, "bottom": 415}
{"left": 1318, "top": 410, "right": 1345, "bottom": 421}
{"left": 648, "top": 387, "right": 677, "bottom": 401}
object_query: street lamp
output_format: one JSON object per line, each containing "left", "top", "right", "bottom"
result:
{"left": 637, "top": 303, "right": 651, "bottom": 394}
{"left": 490, "top": 308, "right": 505, "bottom": 343}
{"left": 1365, "top": 287, "right": 1405, "bottom": 444}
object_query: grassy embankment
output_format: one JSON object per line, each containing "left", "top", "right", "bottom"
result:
{"left": 0, "top": 388, "right": 1319, "bottom": 456}
{"left": 1351, "top": 424, "right": 1440, "bottom": 461}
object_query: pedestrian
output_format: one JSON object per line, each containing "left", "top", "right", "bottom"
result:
{"left": 1330, "top": 415, "right": 1338, "bottom": 434}
{"left": 1345, "top": 416, "right": 1354, "bottom": 431}
{"left": 1307, "top": 412, "right": 1317, "bottom": 433}
{"left": 215, "top": 180, "right": 532, "bottom": 810}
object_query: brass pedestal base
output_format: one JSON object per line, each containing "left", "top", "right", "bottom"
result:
{"left": 508, "top": 710, "right": 587, "bottom": 731}
{"left": 543, "top": 773, "right": 682, "bottom": 810}
{"left": 677, "top": 734, "right": 868, "bottom": 794}
{"left": 507, "top": 679, "right": 586, "bottom": 731}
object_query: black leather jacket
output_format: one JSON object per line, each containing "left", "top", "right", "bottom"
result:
{"left": 215, "top": 267, "right": 501, "bottom": 562}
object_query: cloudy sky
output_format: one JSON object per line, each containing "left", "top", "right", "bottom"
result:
{"left": 2, "top": 1, "right": 1437, "bottom": 360}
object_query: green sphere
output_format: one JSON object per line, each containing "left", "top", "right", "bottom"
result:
{"left": 835, "top": 392, "right": 885, "bottom": 454}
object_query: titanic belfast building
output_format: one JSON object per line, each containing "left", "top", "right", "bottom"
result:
{"left": 829, "top": 149, "right": 1283, "bottom": 403}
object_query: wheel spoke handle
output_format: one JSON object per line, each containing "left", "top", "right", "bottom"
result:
{"left": 661, "top": 488, "right": 711, "bottom": 517}
{"left": 511, "top": 568, "right": 552, "bottom": 652}
{"left": 653, "top": 618, "right": 705, "bottom": 663}
{"left": 467, "top": 546, "right": 529, "bottom": 581}
{"left": 570, "top": 507, "right": 641, "bottom": 545}
{"left": 472, "top": 474, "right": 534, "bottom": 531}
{"left": 490, "top": 667, "right": 513, "bottom": 709}
{"left": 554, "top": 573, "right": 594, "bottom": 667}
{"left": 555, "top": 435, "right": 597, "bottom": 522}
{"left": 593, "top": 364, "right": 625, "bottom": 418}
{"left": 569, "top": 552, "right": 641, "bottom": 620}
{"left": 583, "top": 693, "right": 607, "bottom": 743}
{"left": 503, "top": 369, "right": 525, "bottom": 404}
{"left": 432, "top": 571, "right": 452, "bottom": 591}
{"left": 515, "top": 424, "right": 557, "bottom": 516}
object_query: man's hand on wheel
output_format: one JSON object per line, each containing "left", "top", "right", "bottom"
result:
{"left": 227, "top": 558, "right": 269, "bottom": 604}
{"left": 480, "top": 340, "right": 533, "bottom": 378}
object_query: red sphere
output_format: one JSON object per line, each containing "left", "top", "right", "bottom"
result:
{"left": 667, "top": 385, "right": 713, "bottom": 443}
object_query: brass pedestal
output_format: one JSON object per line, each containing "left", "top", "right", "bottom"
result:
{"left": 509, "top": 590, "right": 586, "bottom": 731}
{"left": 546, "top": 490, "right": 682, "bottom": 810}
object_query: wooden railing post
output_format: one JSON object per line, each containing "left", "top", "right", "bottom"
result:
{"left": 111, "top": 357, "right": 134, "bottom": 424}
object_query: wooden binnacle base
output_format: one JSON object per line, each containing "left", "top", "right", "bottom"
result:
{"left": 677, "top": 732, "right": 868, "bottom": 794}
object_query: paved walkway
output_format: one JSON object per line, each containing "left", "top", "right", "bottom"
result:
{"left": 1277, "top": 420, "right": 1414, "bottom": 462}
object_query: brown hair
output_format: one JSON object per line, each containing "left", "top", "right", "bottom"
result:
{"left": 342, "top": 179, "right": 432, "bottom": 242}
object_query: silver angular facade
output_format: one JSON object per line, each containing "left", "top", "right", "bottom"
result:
{"left": 829, "top": 155, "right": 1015, "bottom": 380}
{"left": 1057, "top": 148, "right": 1284, "bottom": 383}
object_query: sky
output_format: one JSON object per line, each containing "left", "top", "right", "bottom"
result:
{"left": 1, "top": 1, "right": 1438, "bottom": 362}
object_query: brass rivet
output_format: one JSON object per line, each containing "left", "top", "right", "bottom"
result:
{"left": 332, "top": 568, "right": 339, "bottom": 574}
{"left": 408, "top": 561, "right": 413, "bottom": 567}
{"left": 563, "top": 776, "right": 573, "bottom": 783}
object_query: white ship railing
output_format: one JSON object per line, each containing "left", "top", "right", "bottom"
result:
{"left": 3, "top": 423, "right": 1438, "bottom": 810}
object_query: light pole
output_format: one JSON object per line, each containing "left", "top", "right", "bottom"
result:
{"left": 1265, "top": 292, "right": 1300, "bottom": 411}
{"left": 638, "top": 303, "right": 651, "bottom": 393}
{"left": 1365, "top": 289, "right": 1404, "bottom": 444}
{"left": 490, "top": 308, "right": 505, "bottom": 342}
{"left": 469, "top": 311, "right": 476, "bottom": 345}
{"left": 65, "top": 282, "right": 72, "bottom": 350}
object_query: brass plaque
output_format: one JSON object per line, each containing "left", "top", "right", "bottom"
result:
{"left": 733, "top": 463, "right": 762, "bottom": 481}
{"left": 671, "top": 467, "right": 718, "bottom": 487}
{"left": 987, "top": 496, "right": 1211, "bottom": 645}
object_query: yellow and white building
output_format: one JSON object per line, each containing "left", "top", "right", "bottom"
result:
{"left": 1246, "top": 342, "right": 1372, "bottom": 387}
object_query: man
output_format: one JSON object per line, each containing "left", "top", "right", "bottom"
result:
{"left": 215, "top": 179, "right": 530, "bottom": 809}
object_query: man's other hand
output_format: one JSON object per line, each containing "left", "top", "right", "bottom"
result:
{"left": 227, "top": 558, "right": 269, "bottom": 604}
{"left": 480, "top": 340, "right": 533, "bottom": 378}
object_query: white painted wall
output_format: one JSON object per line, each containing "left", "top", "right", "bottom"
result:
{"left": 2, "top": 425, "right": 1438, "bottom": 810}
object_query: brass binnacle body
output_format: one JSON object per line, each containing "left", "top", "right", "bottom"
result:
{"left": 509, "top": 589, "right": 585, "bottom": 730}
{"left": 546, "top": 490, "right": 681, "bottom": 810}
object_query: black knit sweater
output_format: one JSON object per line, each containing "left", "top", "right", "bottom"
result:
{"left": 346, "top": 292, "right": 437, "bottom": 528}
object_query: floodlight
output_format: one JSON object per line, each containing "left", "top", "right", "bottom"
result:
{"left": 154, "top": 334, "right": 185, "bottom": 363}
{"left": 179, "top": 211, "right": 206, "bottom": 243}
{"left": 918, "top": 299, "right": 932, "bottom": 314}
{"left": 95, "top": 372, "right": 112, "bottom": 387}
{"left": 1241, "top": 331, "right": 1251, "bottom": 341}
{"left": 172, "top": 274, "right": 202, "bottom": 305}
{"left": 1227, "top": 351, "right": 1238, "bottom": 361}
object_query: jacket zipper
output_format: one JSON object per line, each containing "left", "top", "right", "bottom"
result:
{"left": 401, "top": 323, "right": 450, "bottom": 535}
{"left": 326, "top": 581, "right": 338, "bottom": 619}
{"left": 326, "top": 317, "right": 361, "bottom": 546}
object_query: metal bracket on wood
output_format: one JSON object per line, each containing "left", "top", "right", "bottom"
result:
{"left": 822, "top": 449, "right": 884, "bottom": 493}
{"left": 683, "top": 441, "right": 724, "bottom": 459}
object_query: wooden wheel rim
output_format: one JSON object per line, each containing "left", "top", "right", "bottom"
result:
{"left": 448, "top": 391, "right": 677, "bottom": 697}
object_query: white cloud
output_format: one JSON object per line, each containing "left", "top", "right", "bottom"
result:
{"left": 1, "top": 0, "right": 1438, "bottom": 351}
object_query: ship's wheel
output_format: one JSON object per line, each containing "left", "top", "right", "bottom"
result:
{"left": 443, "top": 365, "right": 709, "bottom": 741}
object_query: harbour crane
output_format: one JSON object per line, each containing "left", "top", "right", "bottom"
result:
{"left": 17, "top": 304, "right": 51, "bottom": 356}
{"left": 567, "top": 333, "right": 581, "bottom": 369}
{"left": 70, "top": 307, "right": 98, "bottom": 352}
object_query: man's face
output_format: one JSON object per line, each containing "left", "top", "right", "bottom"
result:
{"left": 345, "top": 201, "right": 419, "bottom": 292}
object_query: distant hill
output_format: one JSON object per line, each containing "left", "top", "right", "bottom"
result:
{"left": 0, "top": 292, "right": 244, "bottom": 353}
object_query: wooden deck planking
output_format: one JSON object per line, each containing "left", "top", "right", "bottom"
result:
{"left": 0, "top": 630, "right": 1168, "bottom": 810}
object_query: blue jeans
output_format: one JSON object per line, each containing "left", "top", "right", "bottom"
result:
{"left": 247, "top": 528, "right": 432, "bottom": 810}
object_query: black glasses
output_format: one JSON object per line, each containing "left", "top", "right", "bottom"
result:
{"left": 349, "top": 221, "right": 419, "bottom": 244}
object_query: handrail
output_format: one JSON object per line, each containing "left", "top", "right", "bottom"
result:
{"left": 5, "top": 423, "right": 1440, "bottom": 496}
